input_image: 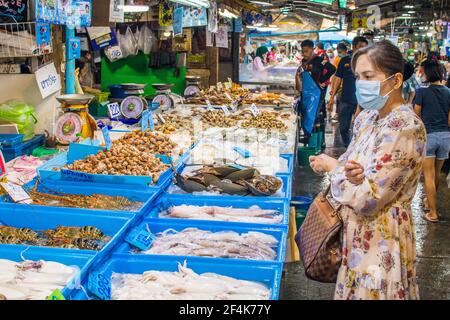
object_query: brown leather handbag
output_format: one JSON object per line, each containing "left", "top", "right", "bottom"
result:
{"left": 295, "top": 186, "right": 343, "bottom": 283}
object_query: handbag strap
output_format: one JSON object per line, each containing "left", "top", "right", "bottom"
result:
{"left": 322, "top": 184, "right": 343, "bottom": 221}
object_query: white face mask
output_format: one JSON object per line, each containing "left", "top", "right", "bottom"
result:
{"left": 356, "top": 74, "right": 396, "bottom": 110}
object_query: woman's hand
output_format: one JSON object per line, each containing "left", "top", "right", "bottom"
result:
{"left": 344, "top": 160, "right": 365, "bottom": 185}
{"left": 309, "top": 154, "right": 339, "bottom": 174}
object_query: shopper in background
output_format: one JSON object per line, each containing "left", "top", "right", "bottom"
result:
{"left": 328, "top": 36, "right": 368, "bottom": 148}
{"left": 413, "top": 60, "right": 450, "bottom": 223}
{"left": 296, "top": 39, "right": 336, "bottom": 142}
{"left": 252, "top": 46, "right": 271, "bottom": 80}
{"left": 402, "top": 60, "right": 419, "bottom": 105}
{"left": 328, "top": 42, "right": 349, "bottom": 122}
{"left": 267, "top": 47, "right": 277, "bottom": 63}
{"left": 310, "top": 40, "right": 425, "bottom": 300}
{"left": 362, "top": 30, "right": 375, "bottom": 45}
{"left": 315, "top": 42, "right": 328, "bottom": 61}
{"left": 326, "top": 48, "right": 336, "bottom": 65}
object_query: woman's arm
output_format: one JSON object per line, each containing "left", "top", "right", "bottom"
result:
{"left": 330, "top": 116, "right": 426, "bottom": 216}
{"left": 414, "top": 104, "right": 422, "bottom": 117}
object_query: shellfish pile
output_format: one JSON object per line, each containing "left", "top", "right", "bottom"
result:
{"left": 174, "top": 165, "right": 282, "bottom": 196}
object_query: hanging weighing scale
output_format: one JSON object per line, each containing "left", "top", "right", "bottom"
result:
{"left": 184, "top": 76, "right": 201, "bottom": 97}
{"left": 55, "top": 94, "right": 97, "bottom": 145}
{"left": 118, "top": 83, "right": 148, "bottom": 119}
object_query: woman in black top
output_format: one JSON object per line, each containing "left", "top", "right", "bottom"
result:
{"left": 414, "top": 60, "right": 450, "bottom": 223}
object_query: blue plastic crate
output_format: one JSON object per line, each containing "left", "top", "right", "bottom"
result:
{"left": 291, "top": 196, "right": 313, "bottom": 211}
{"left": 279, "top": 154, "right": 294, "bottom": 175}
{"left": 0, "top": 134, "right": 44, "bottom": 162}
{"left": 0, "top": 134, "right": 24, "bottom": 147}
{"left": 147, "top": 194, "right": 290, "bottom": 226}
{"left": 0, "top": 206, "right": 134, "bottom": 262}
{"left": 0, "top": 179, "right": 159, "bottom": 218}
{"left": 115, "top": 217, "right": 287, "bottom": 263}
{"left": 73, "top": 255, "right": 282, "bottom": 300}
{"left": 0, "top": 245, "right": 95, "bottom": 299}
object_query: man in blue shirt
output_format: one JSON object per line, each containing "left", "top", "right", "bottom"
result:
{"left": 327, "top": 36, "right": 368, "bottom": 148}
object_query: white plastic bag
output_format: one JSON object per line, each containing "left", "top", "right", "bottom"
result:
{"left": 118, "top": 26, "right": 138, "bottom": 58}
{"left": 138, "top": 24, "right": 156, "bottom": 54}
{"left": 105, "top": 45, "right": 123, "bottom": 62}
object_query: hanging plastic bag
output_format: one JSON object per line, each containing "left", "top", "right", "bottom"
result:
{"left": 0, "top": 100, "right": 37, "bottom": 141}
{"left": 105, "top": 45, "right": 124, "bottom": 62}
{"left": 118, "top": 26, "right": 138, "bottom": 58}
{"left": 138, "top": 24, "right": 156, "bottom": 54}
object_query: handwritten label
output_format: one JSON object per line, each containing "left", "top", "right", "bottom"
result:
{"left": 35, "top": 63, "right": 62, "bottom": 99}
{"left": 101, "top": 126, "right": 112, "bottom": 150}
{"left": 125, "top": 226, "right": 156, "bottom": 251}
{"left": 107, "top": 102, "right": 121, "bottom": 118}
{"left": 141, "top": 110, "right": 150, "bottom": 131}
{"left": 0, "top": 182, "right": 32, "bottom": 203}
{"left": 149, "top": 111, "right": 155, "bottom": 131}
{"left": 249, "top": 103, "right": 260, "bottom": 117}
{"left": 157, "top": 113, "right": 166, "bottom": 124}
{"left": 221, "top": 105, "right": 230, "bottom": 116}
{"left": 61, "top": 169, "right": 95, "bottom": 182}
{"left": 88, "top": 272, "right": 111, "bottom": 300}
{"left": 46, "top": 289, "right": 66, "bottom": 300}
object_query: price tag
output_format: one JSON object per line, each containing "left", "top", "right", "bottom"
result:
{"left": 221, "top": 105, "right": 231, "bottom": 116}
{"left": 0, "top": 182, "right": 32, "bottom": 203}
{"left": 206, "top": 100, "right": 214, "bottom": 111}
{"left": 125, "top": 226, "right": 156, "bottom": 251}
{"left": 233, "top": 147, "right": 253, "bottom": 158}
{"left": 88, "top": 272, "right": 111, "bottom": 300}
{"left": 107, "top": 102, "right": 121, "bottom": 119}
{"left": 101, "top": 126, "right": 112, "bottom": 150}
{"left": 141, "top": 110, "right": 150, "bottom": 131}
{"left": 216, "top": 82, "right": 223, "bottom": 91}
{"left": 249, "top": 103, "right": 260, "bottom": 117}
{"left": 46, "top": 289, "right": 66, "bottom": 300}
{"left": 224, "top": 82, "right": 232, "bottom": 89}
{"left": 157, "top": 113, "right": 166, "bottom": 124}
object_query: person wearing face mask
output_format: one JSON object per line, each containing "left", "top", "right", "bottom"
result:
{"left": 252, "top": 46, "right": 271, "bottom": 81}
{"left": 309, "top": 40, "right": 426, "bottom": 300}
{"left": 328, "top": 37, "right": 369, "bottom": 148}
{"left": 328, "top": 42, "right": 349, "bottom": 122}
{"left": 413, "top": 60, "right": 450, "bottom": 223}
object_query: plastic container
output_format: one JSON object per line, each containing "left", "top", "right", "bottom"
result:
{"left": 0, "top": 134, "right": 24, "bottom": 147}
{"left": 148, "top": 194, "right": 291, "bottom": 226}
{"left": 279, "top": 154, "right": 294, "bottom": 175}
{"left": 73, "top": 255, "right": 282, "bottom": 300}
{"left": 116, "top": 217, "right": 287, "bottom": 263}
{"left": 0, "top": 134, "right": 44, "bottom": 162}
{"left": 307, "top": 132, "right": 322, "bottom": 153}
{"left": 0, "top": 206, "right": 134, "bottom": 261}
{"left": 0, "top": 179, "right": 158, "bottom": 218}
{"left": 297, "top": 146, "right": 317, "bottom": 167}
{"left": 0, "top": 245, "right": 95, "bottom": 299}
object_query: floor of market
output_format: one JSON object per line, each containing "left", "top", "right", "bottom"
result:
{"left": 281, "top": 123, "right": 450, "bottom": 300}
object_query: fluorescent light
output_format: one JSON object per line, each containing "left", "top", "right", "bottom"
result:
{"left": 250, "top": 1, "right": 273, "bottom": 6}
{"left": 404, "top": 5, "right": 414, "bottom": 8}
{"left": 426, "top": 32, "right": 433, "bottom": 37}
{"left": 170, "top": 0, "right": 210, "bottom": 8}
{"left": 218, "top": 8, "right": 238, "bottom": 19}
{"left": 256, "top": 26, "right": 279, "bottom": 32}
{"left": 118, "top": 5, "right": 149, "bottom": 12}
{"left": 407, "top": 10, "right": 415, "bottom": 14}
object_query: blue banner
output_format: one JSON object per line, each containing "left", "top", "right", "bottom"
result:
{"left": 173, "top": 7, "right": 183, "bottom": 36}
{"left": 234, "top": 17, "right": 243, "bottom": 33}
{"left": 36, "top": 0, "right": 92, "bottom": 27}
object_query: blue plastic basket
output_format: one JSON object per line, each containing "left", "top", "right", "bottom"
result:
{"left": 0, "top": 134, "right": 44, "bottom": 162}
{"left": 115, "top": 217, "right": 287, "bottom": 263}
{"left": 279, "top": 154, "right": 294, "bottom": 175}
{"left": 0, "top": 134, "right": 24, "bottom": 147}
{"left": 0, "top": 206, "right": 134, "bottom": 262}
{"left": 290, "top": 196, "right": 313, "bottom": 211}
{"left": 0, "top": 245, "right": 95, "bottom": 299}
{"left": 147, "top": 194, "right": 290, "bottom": 226}
{"left": 0, "top": 179, "right": 159, "bottom": 218}
{"left": 72, "top": 255, "right": 282, "bottom": 300}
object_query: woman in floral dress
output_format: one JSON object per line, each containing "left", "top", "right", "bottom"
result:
{"left": 310, "top": 41, "right": 426, "bottom": 300}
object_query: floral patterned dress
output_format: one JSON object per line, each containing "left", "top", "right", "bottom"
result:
{"left": 330, "top": 105, "right": 426, "bottom": 300}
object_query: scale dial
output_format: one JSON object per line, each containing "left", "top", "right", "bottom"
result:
{"left": 184, "top": 85, "right": 200, "bottom": 97}
{"left": 55, "top": 112, "right": 82, "bottom": 145}
{"left": 120, "top": 96, "right": 146, "bottom": 119}
{"left": 153, "top": 95, "right": 173, "bottom": 109}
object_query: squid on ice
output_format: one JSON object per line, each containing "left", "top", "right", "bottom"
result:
{"left": 0, "top": 259, "right": 78, "bottom": 300}
{"left": 111, "top": 262, "right": 270, "bottom": 300}
{"left": 138, "top": 228, "right": 278, "bottom": 261}
{"left": 163, "top": 205, "right": 283, "bottom": 224}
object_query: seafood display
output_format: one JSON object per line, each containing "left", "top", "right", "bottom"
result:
{"left": 65, "top": 131, "right": 175, "bottom": 180}
{"left": 200, "top": 110, "right": 241, "bottom": 128}
{"left": 155, "top": 114, "right": 193, "bottom": 135}
{"left": 186, "top": 83, "right": 249, "bottom": 106}
{"left": 243, "top": 92, "right": 294, "bottom": 106}
{"left": 0, "top": 259, "right": 78, "bottom": 300}
{"left": 111, "top": 262, "right": 270, "bottom": 300}
{"left": 173, "top": 165, "right": 282, "bottom": 196}
{"left": 135, "top": 228, "right": 278, "bottom": 261}
{"left": 240, "top": 111, "right": 287, "bottom": 131}
{"left": 162, "top": 205, "right": 283, "bottom": 224}
{"left": 0, "top": 225, "right": 108, "bottom": 250}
